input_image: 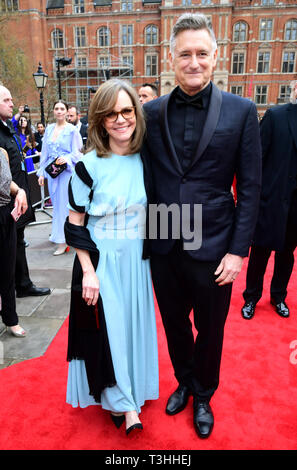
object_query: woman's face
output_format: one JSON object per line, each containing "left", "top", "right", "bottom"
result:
{"left": 103, "top": 90, "right": 136, "bottom": 150}
{"left": 19, "top": 117, "right": 28, "bottom": 129}
{"left": 53, "top": 102, "right": 68, "bottom": 121}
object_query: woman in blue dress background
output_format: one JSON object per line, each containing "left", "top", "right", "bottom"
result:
{"left": 11, "top": 110, "right": 38, "bottom": 173}
{"left": 37, "top": 100, "right": 83, "bottom": 255}
{"left": 66, "top": 79, "right": 159, "bottom": 435}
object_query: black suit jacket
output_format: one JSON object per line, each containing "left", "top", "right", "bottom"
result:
{"left": 142, "top": 83, "right": 262, "bottom": 261}
{"left": 79, "top": 122, "right": 88, "bottom": 148}
{"left": 253, "top": 103, "right": 297, "bottom": 251}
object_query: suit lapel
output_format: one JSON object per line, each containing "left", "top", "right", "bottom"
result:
{"left": 287, "top": 104, "right": 297, "bottom": 151}
{"left": 159, "top": 93, "right": 184, "bottom": 175}
{"left": 186, "top": 83, "right": 222, "bottom": 172}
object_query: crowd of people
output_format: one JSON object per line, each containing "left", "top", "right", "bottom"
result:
{"left": 0, "top": 12, "right": 296, "bottom": 440}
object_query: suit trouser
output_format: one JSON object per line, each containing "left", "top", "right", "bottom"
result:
{"left": 150, "top": 241, "right": 232, "bottom": 402}
{"left": 0, "top": 204, "right": 18, "bottom": 327}
{"left": 243, "top": 191, "right": 297, "bottom": 304}
{"left": 15, "top": 226, "right": 33, "bottom": 293}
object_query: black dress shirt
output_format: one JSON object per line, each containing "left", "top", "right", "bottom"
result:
{"left": 168, "top": 82, "right": 212, "bottom": 171}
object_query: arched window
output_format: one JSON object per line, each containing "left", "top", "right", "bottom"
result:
{"left": 285, "top": 19, "right": 297, "bottom": 41}
{"left": 52, "top": 29, "right": 64, "bottom": 49}
{"left": 98, "top": 27, "right": 111, "bottom": 47}
{"left": 233, "top": 22, "right": 248, "bottom": 42}
{"left": 145, "top": 25, "right": 158, "bottom": 45}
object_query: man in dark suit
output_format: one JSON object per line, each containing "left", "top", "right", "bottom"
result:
{"left": 142, "top": 13, "right": 261, "bottom": 438}
{"left": 241, "top": 80, "right": 297, "bottom": 320}
{"left": 67, "top": 106, "right": 88, "bottom": 148}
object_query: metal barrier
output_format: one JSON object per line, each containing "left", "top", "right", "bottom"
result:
{"left": 27, "top": 169, "right": 52, "bottom": 225}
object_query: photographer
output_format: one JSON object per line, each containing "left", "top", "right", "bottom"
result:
{"left": 12, "top": 105, "right": 40, "bottom": 172}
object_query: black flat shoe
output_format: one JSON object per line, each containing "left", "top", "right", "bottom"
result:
{"left": 241, "top": 301, "right": 256, "bottom": 320}
{"left": 193, "top": 398, "right": 214, "bottom": 439}
{"left": 16, "top": 284, "right": 51, "bottom": 298}
{"left": 126, "top": 423, "right": 143, "bottom": 436}
{"left": 166, "top": 384, "right": 191, "bottom": 415}
{"left": 110, "top": 414, "right": 125, "bottom": 429}
{"left": 271, "top": 299, "right": 290, "bottom": 318}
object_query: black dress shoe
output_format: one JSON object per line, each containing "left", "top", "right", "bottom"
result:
{"left": 166, "top": 384, "right": 191, "bottom": 415}
{"left": 16, "top": 284, "right": 51, "bottom": 298}
{"left": 110, "top": 413, "right": 125, "bottom": 429}
{"left": 193, "top": 398, "right": 214, "bottom": 439}
{"left": 241, "top": 301, "right": 256, "bottom": 320}
{"left": 126, "top": 423, "right": 143, "bottom": 436}
{"left": 271, "top": 299, "right": 290, "bottom": 318}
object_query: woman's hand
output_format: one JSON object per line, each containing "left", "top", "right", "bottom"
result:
{"left": 38, "top": 175, "right": 44, "bottom": 186}
{"left": 15, "top": 188, "right": 28, "bottom": 216}
{"left": 55, "top": 157, "right": 67, "bottom": 165}
{"left": 82, "top": 269, "right": 100, "bottom": 306}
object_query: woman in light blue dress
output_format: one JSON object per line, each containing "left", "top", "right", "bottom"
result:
{"left": 66, "top": 79, "right": 158, "bottom": 435}
{"left": 37, "top": 101, "right": 83, "bottom": 255}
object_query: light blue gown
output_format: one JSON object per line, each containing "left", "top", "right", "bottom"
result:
{"left": 37, "top": 123, "right": 83, "bottom": 244}
{"left": 66, "top": 150, "right": 159, "bottom": 415}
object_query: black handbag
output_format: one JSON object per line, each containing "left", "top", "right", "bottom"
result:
{"left": 45, "top": 158, "right": 67, "bottom": 178}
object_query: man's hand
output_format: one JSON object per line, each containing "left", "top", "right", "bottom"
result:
{"left": 214, "top": 253, "right": 243, "bottom": 286}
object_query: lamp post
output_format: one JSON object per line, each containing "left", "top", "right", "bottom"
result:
{"left": 55, "top": 57, "right": 72, "bottom": 99}
{"left": 33, "top": 62, "right": 48, "bottom": 125}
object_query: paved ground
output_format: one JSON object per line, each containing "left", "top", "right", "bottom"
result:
{"left": 0, "top": 208, "right": 75, "bottom": 369}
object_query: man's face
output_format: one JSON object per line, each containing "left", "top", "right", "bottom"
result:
{"left": 169, "top": 29, "right": 217, "bottom": 96}
{"left": 138, "top": 87, "right": 156, "bottom": 105}
{"left": 67, "top": 107, "right": 79, "bottom": 125}
{"left": 0, "top": 87, "right": 14, "bottom": 121}
{"left": 37, "top": 123, "right": 45, "bottom": 134}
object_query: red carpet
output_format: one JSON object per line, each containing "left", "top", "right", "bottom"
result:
{"left": 0, "top": 256, "right": 297, "bottom": 450}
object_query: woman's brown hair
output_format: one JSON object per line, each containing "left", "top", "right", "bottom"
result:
{"left": 86, "top": 79, "right": 146, "bottom": 157}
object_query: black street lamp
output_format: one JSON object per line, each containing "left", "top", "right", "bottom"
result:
{"left": 55, "top": 57, "right": 72, "bottom": 99}
{"left": 33, "top": 62, "right": 48, "bottom": 125}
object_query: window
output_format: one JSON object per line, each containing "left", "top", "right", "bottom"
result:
{"left": 77, "top": 88, "right": 88, "bottom": 108}
{"left": 233, "top": 22, "right": 247, "bottom": 42}
{"left": 257, "top": 51, "right": 270, "bottom": 73}
{"left": 0, "top": 0, "right": 18, "bottom": 12}
{"left": 73, "top": 0, "right": 84, "bottom": 13}
{"left": 121, "top": 0, "right": 133, "bottom": 10}
{"left": 231, "top": 86, "right": 243, "bottom": 96}
{"left": 279, "top": 85, "right": 291, "bottom": 102}
{"left": 182, "top": 0, "right": 192, "bottom": 5}
{"left": 75, "top": 26, "right": 86, "bottom": 48}
{"left": 261, "top": 0, "right": 274, "bottom": 4}
{"left": 121, "top": 55, "right": 133, "bottom": 77}
{"left": 282, "top": 51, "right": 295, "bottom": 73}
{"left": 201, "top": 0, "right": 211, "bottom": 4}
{"left": 255, "top": 85, "right": 268, "bottom": 105}
{"left": 145, "top": 25, "right": 158, "bottom": 45}
{"left": 76, "top": 56, "right": 87, "bottom": 68}
{"left": 122, "top": 25, "right": 133, "bottom": 46}
{"left": 98, "top": 55, "right": 111, "bottom": 78}
{"left": 145, "top": 54, "right": 158, "bottom": 76}
{"left": 98, "top": 27, "right": 110, "bottom": 47}
{"left": 285, "top": 20, "right": 297, "bottom": 41}
{"left": 232, "top": 52, "right": 245, "bottom": 74}
{"left": 259, "top": 19, "right": 273, "bottom": 41}
{"left": 52, "top": 29, "right": 64, "bottom": 49}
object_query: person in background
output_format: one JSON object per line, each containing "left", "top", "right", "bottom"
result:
{"left": 138, "top": 83, "right": 158, "bottom": 105}
{"left": 34, "top": 122, "right": 46, "bottom": 158}
{"left": 12, "top": 107, "right": 39, "bottom": 172}
{"left": 0, "top": 147, "right": 28, "bottom": 336}
{"left": 37, "top": 100, "right": 83, "bottom": 256}
{"left": 67, "top": 105, "right": 88, "bottom": 148}
{"left": 241, "top": 80, "right": 297, "bottom": 320}
{"left": 65, "top": 79, "right": 158, "bottom": 436}
{"left": 0, "top": 85, "right": 50, "bottom": 299}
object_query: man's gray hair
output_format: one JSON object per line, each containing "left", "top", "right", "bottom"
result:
{"left": 169, "top": 13, "right": 217, "bottom": 57}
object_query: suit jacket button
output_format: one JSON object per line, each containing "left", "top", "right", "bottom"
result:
{"left": 182, "top": 177, "right": 187, "bottom": 183}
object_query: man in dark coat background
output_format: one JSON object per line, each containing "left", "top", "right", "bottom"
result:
{"left": 142, "top": 13, "right": 262, "bottom": 438}
{"left": 242, "top": 80, "right": 297, "bottom": 320}
{"left": 0, "top": 85, "right": 50, "bottom": 299}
